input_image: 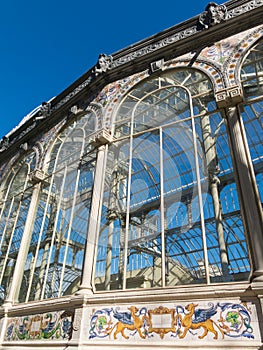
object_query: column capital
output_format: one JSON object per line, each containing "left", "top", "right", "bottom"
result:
{"left": 215, "top": 86, "right": 243, "bottom": 108}
{"left": 90, "top": 128, "right": 114, "bottom": 147}
{"left": 29, "top": 169, "right": 46, "bottom": 184}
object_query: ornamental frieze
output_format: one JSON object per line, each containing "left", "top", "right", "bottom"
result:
{"left": 227, "top": 0, "right": 263, "bottom": 18}
{"left": 5, "top": 310, "right": 73, "bottom": 341}
{"left": 88, "top": 301, "right": 258, "bottom": 341}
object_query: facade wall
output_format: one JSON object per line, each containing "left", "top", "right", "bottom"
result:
{"left": 0, "top": 1, "right": 263, "bottom": 349}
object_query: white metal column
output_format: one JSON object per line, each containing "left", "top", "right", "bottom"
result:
{"left": 77, "top": 145, "right": 107, "bottom": 294}
{"left": 5, "top": 181, "right": 41, "bottom": 304}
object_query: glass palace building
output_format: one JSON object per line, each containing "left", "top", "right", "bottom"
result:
{"left": 0, "top": 1, "right": 263, "bottom": 349}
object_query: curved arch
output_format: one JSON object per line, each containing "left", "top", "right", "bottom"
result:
{"left": 104, "top": 64, "right": 222, "bottom": 132}
{"left": 104, "top": 71, "right": 149, "bottom": 130}
{"left": 42, "top": 103, "right": 100, "bottom": 174}
{"left": 165, "top": 59, "right": 225, "bottom": 92}
{"left": 110, "top": 67, "right": 216, "bottom": 137}
{"left": 224, "top": 26, "right": 263, "bottom": 87}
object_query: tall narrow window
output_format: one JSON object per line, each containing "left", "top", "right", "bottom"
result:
{"left": 94, "top": 69, "right": 251, "bottom": 291}
{"left": 0, "top": 152, "right": 36, "bottom": 304}
{"left": 18, "top": 111, "right": 97, "bottom": 302}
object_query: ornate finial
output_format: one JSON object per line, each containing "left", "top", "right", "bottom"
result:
{"left": 199, "top": 2, "right": 227, "bottom": 29}
{"left": 36, "top": 101, "right": 51, "bottom": 120}
{"left": 0, "top": 136, "right": 9, "bottom": 152}
{"left": 93, "top": 53, "right": 113, "bottom": 76}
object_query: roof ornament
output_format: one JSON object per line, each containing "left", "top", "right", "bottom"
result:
{"left": 199, "top": 2, "right": 227, "bottom": 29}
{"left": 93, "top": 53, "right": 113, "bottom": 76}
{"left": 0, "top": 136, "right": 9, "bottom": 152}
{"left": 36, "top": 101, "right": 51, "bottom": 120}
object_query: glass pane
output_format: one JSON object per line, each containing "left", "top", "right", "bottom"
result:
{"left": 19, "top": 113, "right": 97, "bottom": 302}
{"left": 241, "top": 102, "right": 263, "bottom": 203}
{"left": 133, "top": 87, "right": 190, "bottom": 133}
{"left": 196, "top": 112, "right": 250, "bottom": 282}
{"left": 95, "top": 140, "right": 129, "bottom": 290}
{"left": 241, "top": 41, "right": 263, "bottom": 219}
{"left": 163, "top": 122, "right": 207, "bottom": 286}
{"left": 127, "top": 131, "right": 161, "bottom": 289}
{"left": 241, "top": 41, "right": 263, "bottom": 100}
{"left": 114, "top": 69, "right": 216, "bottom": 139}
{"left": 0, "top": 152, "right": 36, "bottom": 304}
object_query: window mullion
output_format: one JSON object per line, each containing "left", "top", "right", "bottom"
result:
{"left": 190, "top": 97, "right": 210, "bottom": 284}
{"left": 0, "top": 196, "right": 15, "bottom": 251}
{"left": 25, "top": 174, "right": 55, "bottom": 302}
{"left": 5, "top": 181, "right": 41, "bottom": 304}
{"left": 123, "top": 133, "right": 133, "bottom": 290}
{"left": 160, "top": 127, "right": 166, "bottom": 287}
{"left": 58, "top": 167, "right": 81, "bottom": 296}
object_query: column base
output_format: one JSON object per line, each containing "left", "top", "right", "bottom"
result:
{"left": 1, "top": 301, "right": 13, "bottom": 311}
{"left": 251, "top": 270, "right": 263, "bottom": 283}
{"left": 75, "top": 285, "right": 94, "bottom": 296}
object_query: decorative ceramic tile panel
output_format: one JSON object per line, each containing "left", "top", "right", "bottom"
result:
{"left": 87, "top": 301, "right": 259, "bottom": 342}
{"left": 4, "top": 310, "right": 72, "bottom": 341}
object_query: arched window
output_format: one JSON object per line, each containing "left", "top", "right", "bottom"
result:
{"left": 94, "top": 69, "right": 250, "bottom": 291}
{"left": 240, "top": 40, "right": 263, "bottom": 204}
{"left": 0, "top": 152, "right": 36, "bottom": 303}
{"left": 18, "top": 110, "right": 97, "bottom": 302}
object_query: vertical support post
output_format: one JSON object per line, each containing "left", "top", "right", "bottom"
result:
{"left": 160, "top": 128, "right": 166, "bottom": 288}
{"left": 4, "top": 181, "right": 41, "bottom": 305}
{"left": 225, "top": 105, "right": 263, "bottom": 282}
{"left": 210, "top": 175, "right": 230, "bottom": 278}
{"left": 105, "top": 149, "right": 121, "bottom": 290}
{"left": 200, "top": 113, "right": 230, "bottom": 279}
{"left": 105, "top": 218, "right": 114, "bottom": 290}
{"left": 77, "top": 145, "right": 106, "bottom": 294}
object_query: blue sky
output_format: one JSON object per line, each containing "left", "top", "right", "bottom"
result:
{"left": 0, "top": 0, "right": 225, "bottom": 138}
